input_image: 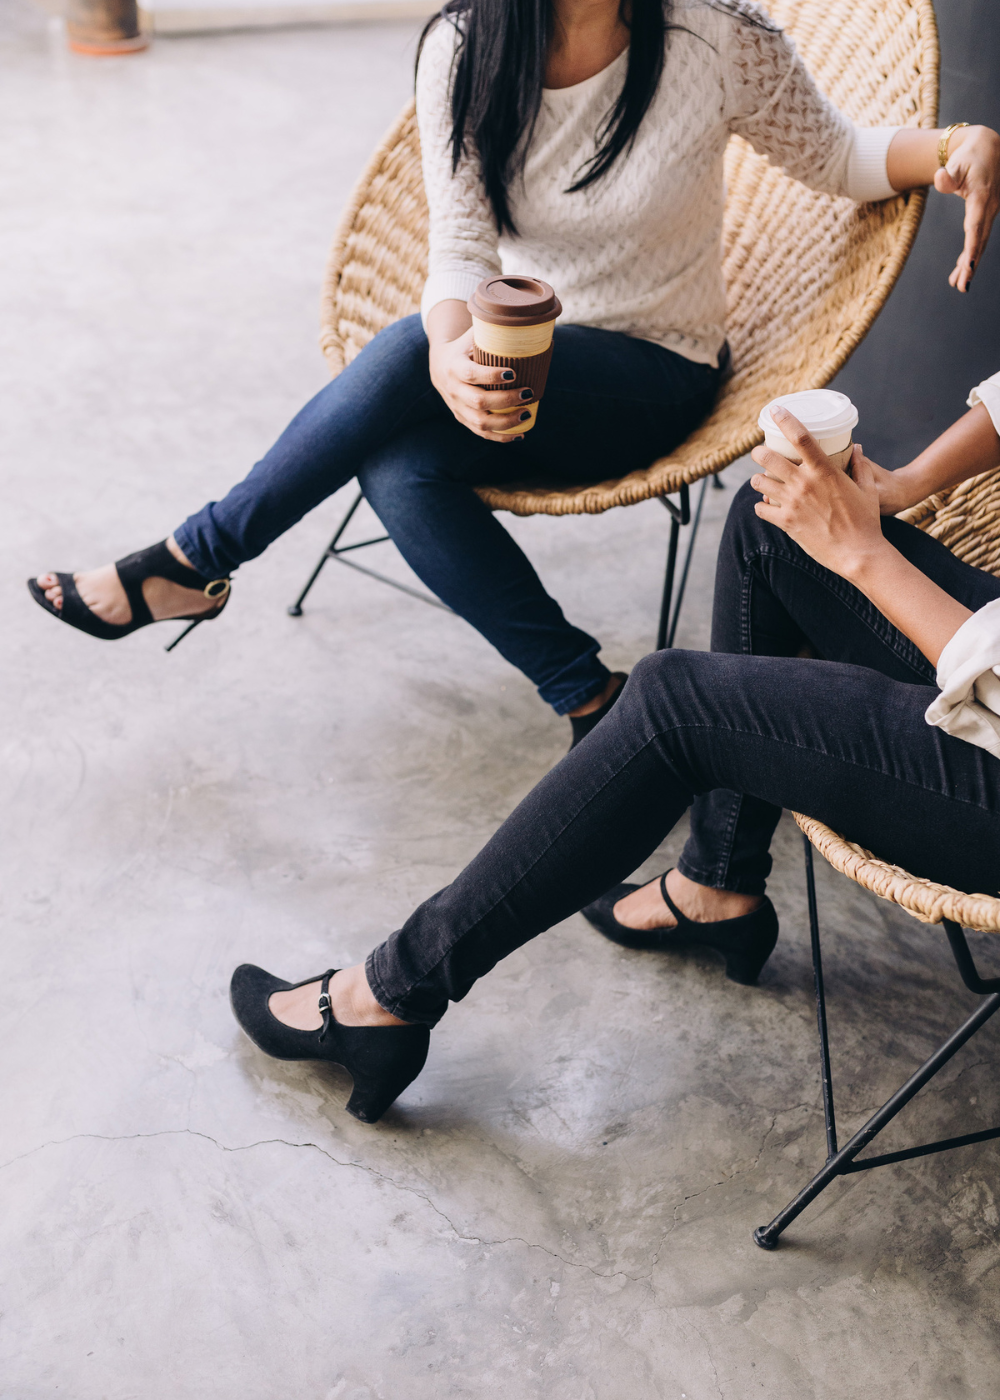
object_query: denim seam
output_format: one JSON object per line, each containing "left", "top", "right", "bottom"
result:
{"left": 714, "top": 790, "right": 744, "bottom": 886}
{"left": 742, "top": 546, "right": 934, "bottom": 681}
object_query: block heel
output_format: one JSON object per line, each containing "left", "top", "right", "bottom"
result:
{"left": 582, "top": 870, "right": 778, "bottom": 985}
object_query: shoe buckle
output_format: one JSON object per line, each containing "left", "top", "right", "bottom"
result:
{"left": 317, "top": 993, "right": 331, "bottom": 1015}
{"left": 204, "top": 578, "right": 230, "bottom": 601}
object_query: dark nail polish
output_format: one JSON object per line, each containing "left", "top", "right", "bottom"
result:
{"left": 520, "top": 388, "right": 534, "bottom": 401}
{"left": 501, "top": 369, "right": 516, "bottom": 381}
{"left": 519, "top": 410, "right": 531, "bottom": 421}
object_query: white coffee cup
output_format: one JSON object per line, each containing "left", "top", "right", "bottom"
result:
{"left": 758, "top": 389, "right": 859, "bottom": 472}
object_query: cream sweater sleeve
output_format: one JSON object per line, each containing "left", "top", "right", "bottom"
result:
{"left": 923, "top": 372, "right": 1000, "bottom": 759}
{"left": 722, "top": 2, "right": 899, "bottom": 203}
{"left": 416, "top": 20, "right": 501, "bottom": 329}
{"left": 925, "top": 600, "right": 1000, "bottom": 761}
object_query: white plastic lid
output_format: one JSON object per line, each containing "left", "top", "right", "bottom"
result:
{"left": 758, "top": 389, "right": 858, "bottom": 439}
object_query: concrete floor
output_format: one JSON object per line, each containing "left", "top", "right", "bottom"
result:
{"left": 3, "top": 5, "right": 1000, "bottom": 1395}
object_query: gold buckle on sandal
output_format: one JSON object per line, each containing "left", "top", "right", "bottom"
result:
{"left": 204, "top": 578, "right": 230, "bottom": 601}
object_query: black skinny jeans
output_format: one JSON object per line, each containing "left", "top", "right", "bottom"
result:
{"left": 366, "top": 482, "right": 1000, "bottom": 1026}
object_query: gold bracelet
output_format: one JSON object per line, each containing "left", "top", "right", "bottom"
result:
{"left": 939, "top": 121, "right": 970, "bottom": 167}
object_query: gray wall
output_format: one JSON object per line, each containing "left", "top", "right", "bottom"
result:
{"left": 830, "top": 0, "right": 1000, "bottom": 466}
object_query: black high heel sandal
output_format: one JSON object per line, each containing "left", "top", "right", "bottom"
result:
{"left": 230, "top": 964, "right": 430, "bottom": 1123}
{"left": 27, "top": 540, "right": 231, "bottom": 651}
{"left": 582, "top": 869, "right": 779, "bottom": 985}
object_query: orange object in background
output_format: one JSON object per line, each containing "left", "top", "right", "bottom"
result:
{"left": 66, "top": 0, "right": 148, "bottom": 52}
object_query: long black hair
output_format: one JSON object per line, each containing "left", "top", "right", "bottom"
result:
{"left": 417, "top": 0, "right": 774, "bottom": 235}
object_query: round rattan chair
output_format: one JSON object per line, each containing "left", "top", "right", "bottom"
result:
{"left": 750, "top": 471, "right": 1000, "bottom": 1250}
{"left": 293, "top": 0, "right": 940, "bottom": 636}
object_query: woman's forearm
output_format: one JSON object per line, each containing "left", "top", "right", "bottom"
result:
{"left": 847, "top": 545, "right": 972, "bottom": 669}
{"left": 890, "top": 402, "right": 1000, "bottom": 507}
{"left": 886, "top": 127, "right": 961, "bottom": 191}
{"left": 426, "top": 299, "right": 473, "bottom": 346}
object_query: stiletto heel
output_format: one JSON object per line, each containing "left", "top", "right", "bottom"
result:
{"left": 164, "top": 617, "right": 207, "bottom": 652}
{"left": 229, "top": 964, "right": 430, "bottom": 1123}
{"left": 28, "top": 540, "right": 231, "bottom": 646}
{"left": 582, "top": 869, "right": 779, "bottom": 985}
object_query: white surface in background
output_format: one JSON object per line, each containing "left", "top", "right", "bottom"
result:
{"left": 139, "top": 0, "right": 437, "bottom": 32}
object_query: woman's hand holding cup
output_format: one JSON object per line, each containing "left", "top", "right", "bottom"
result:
{"left": 750, "top": 407, "right": 887, "bottom": 584}
{"left": 428, "top": 326, "right": 534, "bottom": 443}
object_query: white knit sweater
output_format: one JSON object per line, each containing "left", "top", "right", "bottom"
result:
{"left": 417, "top": 0, "right": 900, "bottom": 366}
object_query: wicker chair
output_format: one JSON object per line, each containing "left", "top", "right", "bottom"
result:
{"left": 290, "top": 0, "right": 939, "bottom": 645}
{"left": 752, "top": 471, "right": 1000, "bottom": 1249}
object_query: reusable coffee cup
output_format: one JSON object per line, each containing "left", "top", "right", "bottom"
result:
{"left": 468, "top": 275, "right": 562, "bottom": 434}
{"left": 758, "top": 389, "right": 860, "bottom": 472}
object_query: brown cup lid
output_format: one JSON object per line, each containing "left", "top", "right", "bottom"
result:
{"left": 468, "top": 275, "right": 561, "bottom": 327}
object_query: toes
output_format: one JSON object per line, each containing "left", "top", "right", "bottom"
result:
{"left": 42, "top": 582, "right": 64, "bottom": 609}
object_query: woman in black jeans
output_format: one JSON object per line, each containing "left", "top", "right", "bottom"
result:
{"left": 232, "top": 388, "right": 1000, "bottom": 1122}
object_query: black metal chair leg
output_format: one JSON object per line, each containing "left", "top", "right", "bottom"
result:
{"left": 804, "top": 837, "right": 838, "bottom": 1159}
{"left": 287, "top": 488, "right": 449, "bottom": 615}
{"left": 656, "top": 484, "right": 690, "bottom": 650}
{"left": 656, "top": 472, "right": 723, "bottom": 650}
{"left": 656, "top": 515, "right": 681, "bottom": 651}
{"left": 753, "top": 882, "right": 1000, "bottom": 1251}
{"left": 754, "top": 985, "right": 1000, "bottom": 1249}
{"left": 288, "top": 490, "right": 366, "bottom": 616}
{"left": 666, "top": 476, "right": 710, "bottom": 648}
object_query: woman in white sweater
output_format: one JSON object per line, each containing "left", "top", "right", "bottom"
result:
{"left": 30, "top": 0, "right": 1000, "bottom": 746}
{"left": 231, "top": 378, "right": 1000, "bottom": 1123}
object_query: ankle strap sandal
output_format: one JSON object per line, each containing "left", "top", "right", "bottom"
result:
{"left": 28, "top": 539, "right": 231, "bottom": 650}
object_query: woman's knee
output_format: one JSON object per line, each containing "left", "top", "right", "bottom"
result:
{"left": 374, "top": 313, "right": 426, "bottom": 350}
{"left": 622, "top": 648, "right": 704, "bottom": 727}
{"left": 353, "top": 314, "right": 429, "bottom": 386}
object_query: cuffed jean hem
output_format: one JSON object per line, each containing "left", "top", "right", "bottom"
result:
{"left": 365, "top": 949, "right": 446, "bottom": 1029}
{"left": 675, "top": 854, "right": 767, "bottom": 897}
{"left": 548, "top": 662, "right": 614, "bottom": 717}
{"left": 172, "top": 523, "right": 220, "bottom": 582}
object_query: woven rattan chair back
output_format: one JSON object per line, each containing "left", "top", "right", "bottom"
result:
{"left": 319, "top": 0, "right": 939, "bottom": 518}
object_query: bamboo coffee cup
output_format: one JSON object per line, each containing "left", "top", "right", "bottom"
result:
{"left": 758, "top": 389, "right": 860, "bottom": 472}
{"left": 468, "top": 276, "right": 562, "bottom": 434}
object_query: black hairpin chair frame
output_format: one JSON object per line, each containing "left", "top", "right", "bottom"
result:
{"left": 286, "top": 474, "right": 722, "bottom": 652}
{"left": 754, "top": 836, "right": 1000, "bottom": 1249}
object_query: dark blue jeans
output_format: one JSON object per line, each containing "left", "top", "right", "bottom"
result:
{"left": 174, "top": 315, "right": 721, "bottom": 714}
{"left": 366, "top": 482, "right": 1000, "bottom": 1025}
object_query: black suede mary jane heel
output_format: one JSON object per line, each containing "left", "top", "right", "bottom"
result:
{"left": 582, "top": 870, "right": 779, "bottom": 986}
{"left": 230, "top": 964, "right": 430, "bottom": 1123}
{"left": 28, "top": 539, "right": 230, "bottom": 650}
